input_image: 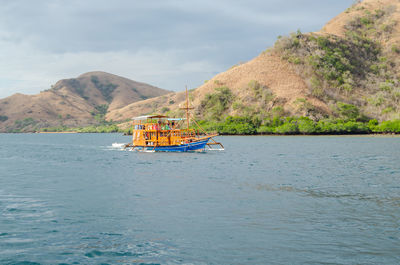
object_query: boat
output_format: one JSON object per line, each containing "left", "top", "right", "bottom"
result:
{"left": 124, "top": 88, "right": 224, "bottom": 152}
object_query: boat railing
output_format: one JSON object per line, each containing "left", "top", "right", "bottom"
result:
{"left": 132, "top": 120, "right": 201, "bottom": 147}
{"left": 127, "top": 89, "right": 223, "bottom": 151}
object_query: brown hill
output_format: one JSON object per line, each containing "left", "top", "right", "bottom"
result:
{"left": 0, "top": 72, "right": 170, "bottom": 132}
{"left": 107, "top": 0, "right": 400, "bottom": 124}
{"left": 106, "top": 53, "right": 330, "bottom": 121}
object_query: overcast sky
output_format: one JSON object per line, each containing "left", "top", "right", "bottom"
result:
{"left": 0, "top": 0, "right": 353, "bottom": 98}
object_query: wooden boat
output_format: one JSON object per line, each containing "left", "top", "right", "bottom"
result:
{"left": 124, "top": 88, "right": 223, "bottom": 152}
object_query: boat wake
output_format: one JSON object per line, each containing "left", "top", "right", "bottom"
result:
{"left": 111, "top": 143, "right": 126, "bottom": 148}
{"left": 109, "top": 143, "right": 127, "bottom": 150}
{"left": 207, "top": 147, "right": 225, "bottom": 151}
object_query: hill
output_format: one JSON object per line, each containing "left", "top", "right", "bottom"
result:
{"left": 0, "top": 72, "right": 170, "bottom": 132}
{"left": 107, "top": 0, "right": 400, "bottom": 126}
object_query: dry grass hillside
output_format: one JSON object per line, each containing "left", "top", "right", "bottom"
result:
{"left": 0, "top": 72, "right": 170, "bottom": 132}
{"left": 1, "top": 0, "right": 399, "bottom": 132}
{"left": 108, "top": 0, "right": 400, "bottom": 124}
{"left": 107, "top": 53, "right": 330, "bottom": 122}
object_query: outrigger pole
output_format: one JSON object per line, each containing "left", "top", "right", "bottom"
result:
{"left": 180, "top": 86, "right": 224, "bottom": 150}
{"left": 189, "top": 113, "right": 224, "bottom": 149}
{"left": 125, "top": 86, "right": 224, "bottom": 152}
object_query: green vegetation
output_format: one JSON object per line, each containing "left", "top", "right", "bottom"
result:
{"left": 40, "top": 124, "right": 122, "bottom": 133}
{"left": 198, "top": 116, "right": 259, "bottom": 135}
{"left": 64, "top": 79, "right": 89, "bottom": 100}
{"left": 370, "top": 120, "right": 400, "bottom": 133}
{"left": 274, "top": 9, "right": 400, "bottom": 119}
{"left": 197, "top": 116, "right": 400, "bottom": 135}
{"left": 295, "top": 98, "right": 316, "bottom": 115}
{"left": 335, "top": 102, "right": 360, "bottom": 120}
{"left": 15, "top": 118, "right": 37, "bottom": 128}
{"left": 277, "top": 30, "right": 379, "bottom": 97}
{"left": 91, "top": 104, "right": 109, "bottom": 124}
{"left": 94, "top": 104, "right": 108, "bottom": 116}
{"left": 199, "top": 87, "right": 234, "bottom": 120}
{"left": 37, "top": 104, "right": 126, "bottom": 133}
{"left": 195, "top": 79, "right": 399, "bottom": 134}
{"left": 9, "top": 114, "right": 400, "bottom": 135}
{"left": 392, "top": 45, "right": 400, "bottom": 54}
{"left": 248, "top": 80, "right": 274, "bottom": 106}
{"left": 0, "top": 115, "right": 8, "bottom": 122}
{"left": 91, "top": 75, "right": 118, "bottom": 102}
{"left": 161, "top": 107, "right": 170, "bottom": 113}
{"left": 75, "top": 86, "right": 86, "bottom": 98}
{"left": 64, "top": 79, "right": 86, "bottom": 98}
{"left": 7, "top": 118, "right": 39, "bottom": 132}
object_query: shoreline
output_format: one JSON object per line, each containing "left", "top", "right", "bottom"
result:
{"left": 1, "top": 132, "right": 399, "bottom": 137}
{"left": 220, "top": 133, "right": 400, "bottom": 137}
{"left": 37, "top": 131, "right": 78, "bottom": 134}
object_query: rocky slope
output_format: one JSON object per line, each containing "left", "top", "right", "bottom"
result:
{"left": 107, "top": 0, "right": 400, "bottom": 123}
{"left": 0, "top": 72, "right": 170, "bottom": 132}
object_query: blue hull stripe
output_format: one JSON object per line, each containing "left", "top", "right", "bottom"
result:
{"left": 139, "top": 138, "right": 211, "bottom": 152}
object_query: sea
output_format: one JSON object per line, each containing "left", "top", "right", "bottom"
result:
{"left": 0, "top": 134, "right": 399, "bottom": 265}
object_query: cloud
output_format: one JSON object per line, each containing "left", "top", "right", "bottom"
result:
{"left": 0, "top": 42, "right": 221, "bottom": 96}
{"left": 0, "top": 0, "right": 353, "bottom": 98}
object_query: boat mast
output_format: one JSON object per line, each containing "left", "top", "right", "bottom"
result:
{"left": 185, "top": 86, "right": 189, "bottom": 130}
{"left": 180, "top": 86, "right": 193, "bottom": 132}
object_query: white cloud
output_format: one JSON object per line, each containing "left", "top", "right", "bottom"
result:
{"left": 0, "top": 0, "right": 353, "bottom": 98}
{"left": 0, "top": 40, "right": 222, "bottom": 97}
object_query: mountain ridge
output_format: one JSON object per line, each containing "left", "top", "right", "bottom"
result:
{"left": 0, "top": 72, "right": 170, "bottom": 132}
{"left": 1, "top": 0, "right": 400, "bottom": 133}
{"left": 106, "top": 0, "right": 400, "bottom": 124}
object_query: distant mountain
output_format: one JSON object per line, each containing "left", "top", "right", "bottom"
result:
{"left": 0, "top": 71, "right": 170, "bottom": 132}
{"left": 107, "top": 0, "right": 400, "bottom": 123}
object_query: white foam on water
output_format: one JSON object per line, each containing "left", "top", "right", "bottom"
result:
{"left": 103, "top": 143, "right": 128, "bottom": 151}
{"left": 142, "top": 150, "right": 155, "bottom": 153}
{"left": 111, "top": 143, "right": 126, "bottom": 149}
{"left": 207, "top": 148, "right": 225, "bottom": 151}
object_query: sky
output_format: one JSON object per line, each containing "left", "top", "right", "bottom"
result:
{"left": 0, "top": 0, "right": 354, "bottom": 98}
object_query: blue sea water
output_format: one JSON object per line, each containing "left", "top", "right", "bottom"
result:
{"left": 0, "top": 134, "right": 399, "bottom": 265}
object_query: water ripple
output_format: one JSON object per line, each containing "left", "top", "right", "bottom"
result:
{"left": 255, "top": 184, "right": 400, "bottom": 206}
{"left": 1, "top": 134, "right": 400, "bottom": 264}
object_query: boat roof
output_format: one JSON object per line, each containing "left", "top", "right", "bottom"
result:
{"left": 167, "top": 118, "right": 185, "bottom": 121}
{"left": 132, "top": 115, "right": 166, "bottom": 120}
{"left": 132, "top": 115, "right": 185, "bottom": 121}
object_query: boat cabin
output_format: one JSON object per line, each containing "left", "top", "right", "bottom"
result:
{"left": 132, "top": 115, "right": 197, "bottom": 147}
